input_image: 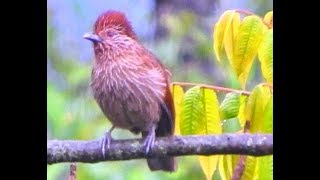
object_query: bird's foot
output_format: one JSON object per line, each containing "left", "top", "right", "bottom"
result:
{"left": 143, "top": 126, "right": 156, "bottom": 155}
{"left": 101, "top": 126, "right": 115, "bottom": 159}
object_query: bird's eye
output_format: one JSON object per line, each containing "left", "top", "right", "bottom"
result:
{"left": 107, "top": 31, "right": 116, "bottom": 37}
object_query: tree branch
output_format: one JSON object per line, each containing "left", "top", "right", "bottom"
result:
{"left": 47, "top": 134, "right": 272, "bottom": 164}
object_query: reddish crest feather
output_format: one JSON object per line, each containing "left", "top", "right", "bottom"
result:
{"left": 94, "top": 10, "right": 137, "bottom": 39}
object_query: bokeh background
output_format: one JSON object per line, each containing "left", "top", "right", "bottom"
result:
{"left": 47, "top": 0, "right": 272, "bottom": 179}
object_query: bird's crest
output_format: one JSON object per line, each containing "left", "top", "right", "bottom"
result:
{"left": 94, "top": 10, "right": 137, "bottom": 39}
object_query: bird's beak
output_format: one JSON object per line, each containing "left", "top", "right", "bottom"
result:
{"left": 83, "top": 32, "right": 103, "bottom": 43}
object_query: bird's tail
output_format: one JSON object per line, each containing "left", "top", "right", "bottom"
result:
{"left": 147, "top": 156, "right": 176, "bottom": 172}
{"left": 146, "top": 88, "right": 176, "bottom": 172}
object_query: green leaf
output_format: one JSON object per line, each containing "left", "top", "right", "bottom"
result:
{"left": 180, "top": 86, "right": 202, "bottom": 135}
{"left": 262, "top": 97, "right": 273, "bottom": 133}
{"left": 198, "top": 156, "right": 220, "bottom": 180}
{"left": 238, "top": 95, "right": 248, "bottom": 128}
{"left": 171, "top": 84, "right": 185, "bottom": 135}
{"left": 242, "top": 155, "right": 273, "bottom": 180}
{"left": 180, "top": 86, "right": 221, "bottom": 135}
{"left": 232, "top": 155, "right": 240, "bottom": 172}
{"left": 224, "top": 12, "right": 241, "bottom": 64}
{"left": 180, "top": 87, "right": 221, "bottom": 180}
{"left": 242, "top": 84, "right": 273, "bottom": 180}
{"left": 233, "top": 16, "right": 265, "bottom": 89}
{"left": 242, "top": 156, "right": 258, "bottom": 180}
{"left": 198, "top": 88, "right": 221, "bottom": 180}
{"left": 258, "top": 29, "right": 273, "bottom": 83}
{"left": 219, "top": 155, "right": 233, "bottom": 180}
{"left": 264, "top": 11, "right": 273, "bottom": 28}
{"left": 258, "top": 155, "right": 273, "bottom": 180}
{"left": 245, "top": 84, "right": 272, "bottom": 133}
{"left": 213, "top": 10, "right": 238, "bottom": 62}
{"left": 198, "top": 88, "right": 221, "bottom": 134}
{"left": 220, "top": 93, "right": 241, "bottom": 120}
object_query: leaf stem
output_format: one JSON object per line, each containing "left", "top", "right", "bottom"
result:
{"left": 234, "top": 9, "right": 255, "bottom": 16}
{"left": 171, "top": 82, "right": 251, "bottom": 96}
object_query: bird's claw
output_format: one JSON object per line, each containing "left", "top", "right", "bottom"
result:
{"left": 143, "top": 130, "right": 155, "bottom": 155}
{"left": 101, "top": 126, "right": 115, "bottom": 159}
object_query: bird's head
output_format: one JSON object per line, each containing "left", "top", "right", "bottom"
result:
{"left": 83, "top": 10, "right": 140, "bottom": 62}
{"left": 83, "top": 10, "right": 137, "bottom": 44}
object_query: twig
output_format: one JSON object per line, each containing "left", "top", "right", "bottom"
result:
{"left": 172, "top": 82, "right": 251, "bottom": 96}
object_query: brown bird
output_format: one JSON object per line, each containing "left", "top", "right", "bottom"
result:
{"left": 83, "top": 10, "right": 176, "bottom": 172}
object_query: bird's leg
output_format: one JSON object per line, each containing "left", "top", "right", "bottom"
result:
{"left": 101, "top": 125, "right": 115, "bottom": 159}
{"left": 143, "top": 125, "right": 156, "bottom": 155}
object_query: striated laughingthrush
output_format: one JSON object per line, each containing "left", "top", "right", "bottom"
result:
{"left": 83, "top": 10, "right": 176, "bottom": 172}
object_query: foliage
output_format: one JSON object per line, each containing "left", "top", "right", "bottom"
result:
{"left": 172, "top": 9, "right": 273, "bottom": 180}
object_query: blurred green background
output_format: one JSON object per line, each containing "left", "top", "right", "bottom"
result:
{"left": 47, "top": 0, "right": 272, "bottom": 179}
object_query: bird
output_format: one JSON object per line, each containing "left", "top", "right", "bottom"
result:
{"left": 83, "top": 10, "right": 176, "bottom": 172}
